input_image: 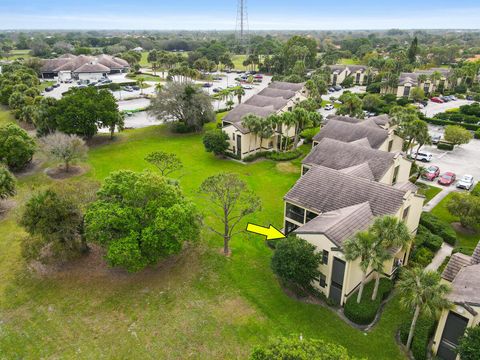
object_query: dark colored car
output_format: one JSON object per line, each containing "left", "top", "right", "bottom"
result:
{"left": 333, "top": 85, "right": 342, "bottom": 91}
{"left": 132, "top": 85, "right": 140, "bottom": 91}
{"left": 420, "top": 100, "right": 428, "bottom": 107}
{"left": 52, "top": 83, "right": 60, "bottom": 88}
{"left": 44, "top": 86, "right": 54, "bottom": 92}
{"left": 431, "top": 97, "right": 444, "bottom": 103}
{"left": 466, "top": 95, "right": 474, "bottom": 101}
{"left": 202, "top": 83, "right": 213, "bottom": 88}
{"left": 422, "top": 165, "right": 440, "bottom": 181}
{"left": 438, "top": 172, "right": 456, "bottom": 186}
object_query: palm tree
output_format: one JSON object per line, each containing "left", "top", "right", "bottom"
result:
{"left": 241, "top": 114, "right": 262, "bottom": 153}
{"left": 280, "top": 111, "right": 296, "bottom": 152}
{"left": 429, "top": 71, "right": 442, "bottom": 92}
{"left": 234, "top": 86, "right": 245, "bottom": 104}
{"left": 137, "top": 77, "right": 145, "bottom": 95}
{"left": 417, "top": 74, "right": 428, "bottom": 93}
{"left": 343, "top": 231, "right": 376, "bottom": 303}
{"left": 398, "top": 268, "right": 451, "bottom": 350}
{"left": 369, "top": 216, "right": 411, "bottom": 300}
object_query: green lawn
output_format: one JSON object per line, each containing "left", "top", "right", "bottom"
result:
{"left": 7, "top": 49, "right": 32, "bottom": 60}
{"left": 418, "top": 184, "right": 442, "bottom": 203}
{"left": 231, "top": 54, "right": 248, "bottom": 70}
{"left": 0, "top": 117, "right": 409, "bottom": 359}
{"left": 339, "top": 58, "right": 360, "bottom": 65}
{"left": 126, "top": 73, "right": 164, "bottom": 83}
{"left": 431, "top": 192, "right": 480, "bottom": 255}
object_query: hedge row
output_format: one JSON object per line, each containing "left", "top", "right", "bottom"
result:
{"left": 300, "top": 127, "right": 320, "bottom": 144}
{"left": 399, "top": 314, "right": 436, "bottom": 360}
{"left": 344, "top": 278, "right": 393, "bottom": 325}
{"left": 243, "top": 149, "right": 303, "bottom": 162}
{"left": 437, "top": 141, "right": 454, "bottom": 151}
{"left": 421, "top": 117, "right": 480, "bottom": 131}
{"left": 419, "top": 212, "right": 457, "bottom": 246}
{"left": 410, "top": 225, "right": 443, "bottom": 267}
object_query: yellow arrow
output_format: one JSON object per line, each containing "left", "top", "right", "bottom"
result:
{"left": 246, "top": 223, "right": 286, "bottom": 240}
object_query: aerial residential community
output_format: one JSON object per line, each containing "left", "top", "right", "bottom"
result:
{"left": 1, "top": 1, "right": 480, "bottom": 359}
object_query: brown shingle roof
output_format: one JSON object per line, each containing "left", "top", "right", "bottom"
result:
{"left": 257, "top": 88, "right": 296, "bottom": 100}
{"left": 442, "top": 252, "right": 472, "bottom": 282}
{"left": 41, "top": 54, "right": 129, "bottom": 74}
{"left": 471, "top": 242, "right": 480, "bottom": 265}
{"left": 284, "top": 165, "right": 407, "bottom": 216}
{"left": 222, "top": 104, "right": 276, "bottom": 133}
{"left": 303, "top": 138, "right": 395, "bottom": 181}
{"left": 294, "top": 202, "right": 374, "bottom": 246}
{"left": 74, "top": 62, "right": 110, "bottom": 73}
{"left": 339, "top": 163, "right": 376, "bottom": 181}
{"left": 244, "top": 95, "right": 289, "bottom": 111}
{"left": 313, "top": 120, "right": 389, "bottom": 149}
{"left": 448, "top": 264, "right": 480, "bottom": 306}
{"left": 349, "top": 138, "right": 372, "bottom": 148}
{"left": 268, "top": 81, "right": 304, "bottom": 92}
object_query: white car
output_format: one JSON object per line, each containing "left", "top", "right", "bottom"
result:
{"left": 456, "top": 174, "right": 474, "bottom": 190}
{"left": 324, "top": 104, "right": 334, "bottom": 111}
{"left": 411, "top": 151, "right": 433, "bottom": 162}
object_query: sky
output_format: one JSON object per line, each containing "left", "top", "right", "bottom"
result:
{"left": 0, "top": 0, "right": 479, "bottom": 30}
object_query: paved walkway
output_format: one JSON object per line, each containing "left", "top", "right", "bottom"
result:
{"left": 426, "top": 242, "right": 454, "bottom": 271}
{"left": 422, "top": 184, "right": 456, "bottom": 212}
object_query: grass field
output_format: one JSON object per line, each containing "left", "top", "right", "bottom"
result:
{"left": 339, "top": 58, "right": 361, "bottom": 65}
{"left": 418, "top": 184, "right": 442, "bottom": 203}
{"left": 7, "top": 49, "right": 32, "bottom": 60}
{"left": 0, "top": 111, "right": 409, "bottom": 359}
{"left": 431, "top": 192, "right": 480, "bottom": 255}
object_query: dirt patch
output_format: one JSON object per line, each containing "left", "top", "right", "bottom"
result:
{"left": 276, "top": 162, "right": 298, "bottom": 173}
{"left": 214, "top": 297, "right": 261, "bottom": 325}
{"left": 0, "top": 198, "right": 16, "bottom": 219}
{"left": 86, "top": 135, "right": 118, "bottom": 148}
{"left": 451, "top": 222, "right": 478, "bottom": 236}
{"left": 13, "top": 158, "right": 43, "bottom": 178}
{"left": 45, "top": 165, "right": 88, "bottom": 179}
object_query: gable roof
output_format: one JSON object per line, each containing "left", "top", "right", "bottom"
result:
{"left": 41, "top": 54, "right": 129, "bottom": 74}
{"left": 471, "top": 241, "right": 480, "bottom": 265}
{"left": 257, "top": 88, "right": 296, "bottom": 100}
{"left": 313, "top": 120, "right": 389, "bottom": 149}
{"left": 339, "top": 163, "right": 376, "bottom": 181}
{"left": 74, "top": 62, "right": 111, "bottom": 73}
{"left": 244, "top": 95, "right": 289, "bottom": 111}
{"left": 442, "top": 252, "right": 473, "bottom": 282}
{"left": 303, "top": 138, "right": 396, "bottom": 181}
{"left": 448, "top": 264, "right": 480, "bottom": 306}
{"left": 268, "top": 81, "right": 304, "bottom": 92}
{"left": 284, "top": 165, "right": 407, "bottom": 216}
{"left": 349, "top": 138, "right": 372, "bottom": 148}
{"left": 222, "top": 104, "right": 276, "bottom": 133}
{"left": 294, "top": 202, "right": 374, "bottom": 247}
{"left": 325, "top": 114, "right": 392, "bottom": 129}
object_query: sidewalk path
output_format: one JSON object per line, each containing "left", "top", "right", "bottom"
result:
{"left": 426, "top": 243, "right": 453, "bottom": 271}
{"left": 422, "top": 185, "right": 456, "bottom": 212}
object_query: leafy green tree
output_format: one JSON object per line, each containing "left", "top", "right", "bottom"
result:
{"left": 457, "top": 326, "right": 480, "bottom": 360}
{"left": 40, "top": 132, "right": 88, "bottom": 172}
{"left": 362, "top": 94, "right": 384, "bottom": 112}
{"left": 410, "top": 87, "right": 425, "bottom": 102}
{"left": 305, "top": 74, "right": 328, "bottom": 102}
{"left": 85, "top": 170, "right": 199, "bottom": 272}
{"left": 0, "top": 166, "right": 16, "bottom": 201}
{"left": 149, "top": 81, "right": 215, "bottom": 132}
{"left": 250, "top": 335, "right": 358, "bottom": 360}
{"left": 198, "top": 173, "right": 261, "bottom": 256}
{"left": 20, "top": 189, "right": 86, "bottom": 261}
{"left": 444, "top": 125, "right": 473, "bottom": 147}
{"left": 0, "top": 123, "right": 36, "bottom": 171}
{"left": 447, "top": 192, "right": 480, "bottom": 229}
{"left": 398, "top": 268, "right": 451, "bottom": 350}
{"left": 144, "top": 151, "right": 183, "bottom": 177}
{"left": 343, "top": 231, "right": 376, "bottom": 303}
{"left": 233, "top": 86, "right": 245, "bottom": 104}
{"left": 407, "top": 36, "right": 419, "bottom": 64}
{"left": 203, "top": 129, "right": 229, "bottom": 156}
{"left": 271, "top": 235, "right": 322, "bottom": 292}
{"left": 337, "top": 92, "right": 364, "bottom": 118}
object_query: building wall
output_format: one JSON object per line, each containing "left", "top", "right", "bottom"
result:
{"left": 77, "top": 72, "right": 106, "bottom": 81}
{"left": 379, "top": 156, "right": 412, "bottom": 185}
{"left": 432, "top": 304, "right": 480, "bottom": 359}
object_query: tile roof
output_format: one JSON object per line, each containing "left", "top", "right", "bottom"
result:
{"left": 471, "top": 242, "right": 480, "bottom": 265}
{"left": 74, "top": 62, "right": 111, "bottom": 73}
{"left": 441, "top": 252, "right": 472, "bottom": 282}
{"left": 313, "top": 120, "right": 389, "bottom": 149}
{"left": 222, "top": 104, "right": 276, "bottom": 133}
{"left": 244, "top": 95, "right": 289, "bottom": 111}
{"left": 284, "top": 165, "right": 407, "bottom": 216}
{"left": 349, "top": 138, "right": 372, "bottom": 148}
{"left": 303, "top": 138, "right": 395, "bottom": 181}
{"left": 41, "top": 54, "right": 129, "bottom": 74}
{"left": 325, "top": 114, "right": 392, "bottom": 129}
{"left": 294, "top": 202, "right": 374, "bottom": 246}
{"left": 339, "top": 163, "right": 376, "bottom": 181}
{"left": 268, "top": 81, "right": 305, "bottom": 92}
{"left": 257, "top": 88, "right": 296, "bottom": 100}
{"left": 448, "top": 264, "right": 480, "bottom": 306}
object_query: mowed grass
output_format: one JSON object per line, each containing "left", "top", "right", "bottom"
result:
{"left": 0, "top": 105, "right": 15, "bottom": 126}
{"left": 431, "top": 192, "right": 480, "bottom": 255}
{"left": 6, "top": 49, "right": 32, "bottom": 60}
{"left": 339, "top": 58, "right": 360, "bottom": 65}
{"left": 0, "top": 116, "right": 408, "bottom": 359}
{"left": 419, "top": 184, "right": 442, "bottom": 203}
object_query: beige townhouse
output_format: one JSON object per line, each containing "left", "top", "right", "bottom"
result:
{"left": 394, "top": 68, "right": 458, "bottom": 98}
{"left": 329, "top": 65, "right": 372, "bottom": 86}
{"left": 222, "top": 81, "right": 307, "bottom": 159}
{"left": 312, "top": 118, "right": 404, "bottom": 153}
{"left": 302, "top": 138, "right": 412, "bottom": 185}
{"left": 431, "top": 243, "right": 480, "bottom": 360}
{"left": 283, "top": 165, "right": 423, "bottom": 305}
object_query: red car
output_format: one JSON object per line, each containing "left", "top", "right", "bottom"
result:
{"left": 431, "top": 97, "right": 444, "bottom": 104}
{"left": 438, "top": 172, "right": 456, "bottom": 186}
{"left": 422, "top": 165, "right": 440, "bottom": 181}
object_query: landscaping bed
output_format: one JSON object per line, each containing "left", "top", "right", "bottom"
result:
{"left": 399, "top": 314, "right": 436, "bottom": 360}
{"left": 344, "top": 278, "right": 393, "bottom": 325}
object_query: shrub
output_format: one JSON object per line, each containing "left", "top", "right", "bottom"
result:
{"left": 243, "top": 151, "right": 269, "bottom": 162}
{"left": 457, "top": 326, "right": 480, "bottom": 360}
{"left": 171, "top": 122, "right": 197, "bottom": 133}
{"left": 0, "top": 166, "right": 16, "bottom": 200}
{"left": 437, "top": 141, "right": 454, "bottom": 151}
{"left": 266, "top": 149, "right": 303, "bottom": 161}
{"left": 0, "top": 123, "right": 36, "bottom": 171}
{"left": 410, "top": 247, "right": 435, "bottom": 267}
{"left": 419, "top": 212, "right": 457, "bottom": 245}
{"left": 271, "top": 235, "right": 322, "bottom": 294}
{"left": 250, "top": 336, "right": 359, "bottom": 360}
{"left": 366, "top": 82, "right": 381, "bottom": 93}
{"left": 202, "top": 129, "right": 229, "bottom": 156}
{"left": 344, "top": 278, "right": 393, "bottom": 325}
{"left": 399, "top": 314, "right": 436, "bottom": 360}
{"left": 475, "top": 128, "right": 480, "bottom": 139}
{"left": 415, "top": 225, "right": 443, "bottom": 252}
{"left": 397, "top": 97, "right": 412, "bottom": 106}
{"left": 299, "top": 127, "right": 319, "bottom": 144}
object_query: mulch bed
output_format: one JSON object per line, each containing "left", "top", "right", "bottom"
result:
{"left": 45, "top": 165, "right": 87, "bottom": 179}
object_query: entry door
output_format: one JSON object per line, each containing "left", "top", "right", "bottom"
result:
{"left": 236, "top": 135, "right": 241, "bottom": 157}
{"left": 329, "top": 257, "right": 346, "bottom": 305}
{"left": 437, "top": 311, "right": 469, "bottom": 360}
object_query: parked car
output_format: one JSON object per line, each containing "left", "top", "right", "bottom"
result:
{"left": 132, "top": 85, "right": 140, "bottom": 91}
{"left": 333, "top": 85, "right": 342, "bottom": 91}
{"left": 88, "top": 82, "right": 97, "bottom": 87}
{"left": 202, "top": 83, "right": 213, "bottom": 88}
{"left": 438, "top": 172, "right": 456, "bottom": 186}
{"left": 77, "top": 84, "right": 87, "bottom": 89}
{"left": 212, "top": 87, "right": 222, "bottom": 93}
{"left": 439, "top": 96, "right": 450, "bottom": 102}
{"left": 456, "top": 174, "right": 474, "bottom": 190}
{"left": 431, "top": 134, "right": 442, "bottom": 144}
{"left": 328, "top": 87, "right": 335, "bottom": 93}
{"left": 411, "top": 150, "right": 433, "bottom": 162}
{"left": 123, "top": 86, "right": 134, "bottom": 92}
{"left": 431, "top": 97, "right": 444, "bottom": 103}
{"left": 52, "top": 83, "right": 60, "bottom": 88}
{"left": 420, "top": 100, "right": 429, "bottom": 107}
{"left": 422, "top": 165, "right": 440, "bottom": 181}
{"left": 44, "top": 86, "right": 54, "bottom": 92}
{"left": 466, "top": 95, "right": 474, "bottom": 101}
{"left": 254, "top": 74, "right": 263, "bottom": 79}
{"left": 103, "top": 79, "right": 112, "bottom": 84}
{"left": 242, "top": 85, "right": 254, "bottom": 90}
{"left": 324, "top": 104, "right": 334, "bottom": 111}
